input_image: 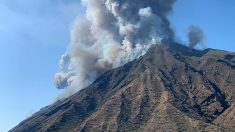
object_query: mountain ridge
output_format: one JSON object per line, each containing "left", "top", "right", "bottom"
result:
{"left": 10, "top": 43, "right": 235, "bottom": 132}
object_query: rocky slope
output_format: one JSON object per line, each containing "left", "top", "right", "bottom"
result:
{"left": 10, "top": 43, "right": 235, "bottom": 132}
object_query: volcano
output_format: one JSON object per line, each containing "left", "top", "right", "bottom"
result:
{"left": 11, "top": 43, "right": 235, "bottom": 132}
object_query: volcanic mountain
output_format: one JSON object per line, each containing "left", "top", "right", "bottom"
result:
{"left": 11, "top": 43, "right": 235, "bottom": 132}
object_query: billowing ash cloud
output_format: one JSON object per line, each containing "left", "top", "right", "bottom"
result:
{"left": 187, "top": 26, "right": 204, "bottom": 49}
{"left": 54, "top": 0, "right": 176, "bottom": 98}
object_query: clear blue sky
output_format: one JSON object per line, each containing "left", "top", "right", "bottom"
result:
{"left": 170, "top": 0, "right": 235, "bottom": 51}
{"left": 0, "top": 0, "right": 234, "bottom": 131}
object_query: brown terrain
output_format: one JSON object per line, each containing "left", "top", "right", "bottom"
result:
{"left": 10, "top": 43, "right": 235, "bottom": 132}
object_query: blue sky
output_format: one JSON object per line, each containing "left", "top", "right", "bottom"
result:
{"left": 0, "top": 0, "right": 83, "bottom": 131}
{"left": 0, "top": 0, "right": 235, "bottom": 131}
{"left": 170, "top": 0, "right": 235, "bottom": 51}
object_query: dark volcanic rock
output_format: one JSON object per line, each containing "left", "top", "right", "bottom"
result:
{"left": 10, "top": 43, "right": 235, "bottom": 132}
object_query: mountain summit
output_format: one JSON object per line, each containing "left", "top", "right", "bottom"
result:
{"left": 11, "top": 43, "right": 235, "bottom": 131}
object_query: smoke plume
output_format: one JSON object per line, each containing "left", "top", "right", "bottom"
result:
{"left": 187, "top": 26, "right": 204, "bottom": 49}
{"left": 54, "top": 0, "right": 176, "bottom": 98}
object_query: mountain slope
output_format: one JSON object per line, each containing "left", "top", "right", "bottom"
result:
{"left": 10, "top": 43, "right": 235, "bottom": 132}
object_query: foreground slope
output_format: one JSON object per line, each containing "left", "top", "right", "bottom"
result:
{"left": 11, "top": 43, "right": 235, "bottom": 132}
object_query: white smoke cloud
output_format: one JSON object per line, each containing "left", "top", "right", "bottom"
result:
{"left": 54, "top": 0, "right": 176, "bottom": 98}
